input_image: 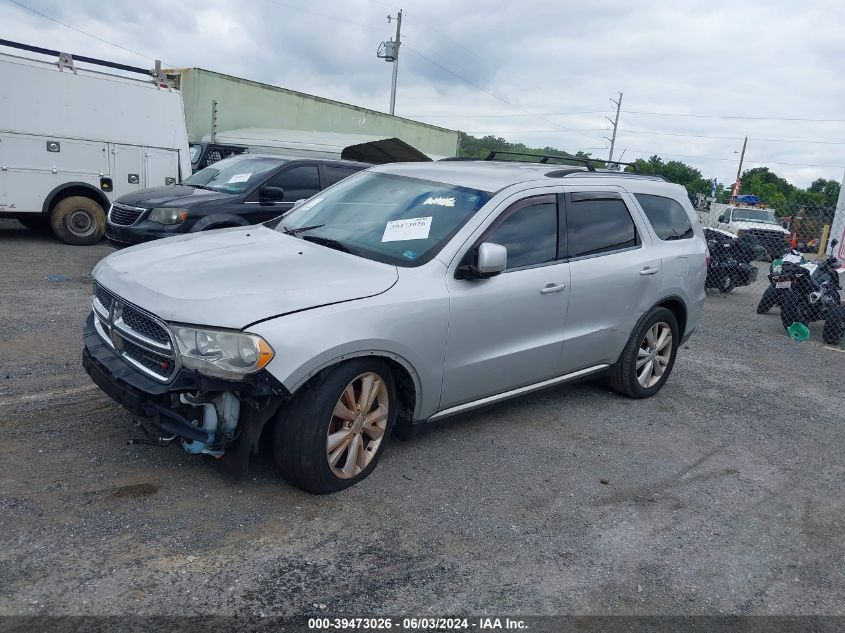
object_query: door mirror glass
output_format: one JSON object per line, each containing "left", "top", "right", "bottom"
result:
{"left": 475, "top": 242, "right": 508, "bottom": 276}
{"left": 260, "top": 186, "right": 286, "bottom": 201}
{"left": 718, "top": 214, "right": 727, "bottom": 223}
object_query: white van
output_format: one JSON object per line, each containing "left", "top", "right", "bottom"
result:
{"left": 0, "top": 41, "right": 190, "bottom": 244}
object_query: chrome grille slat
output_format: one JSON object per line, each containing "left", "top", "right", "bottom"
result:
{"left": 91, "top": 282, "right": 177, "bottom": 382}
{"left": 108, "top": 203, "right": 147, "bottom": 226}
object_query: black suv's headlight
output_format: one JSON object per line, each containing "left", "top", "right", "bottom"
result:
{"left": 148, "top": 208, "right": 189, "bottom": 225}
{"left": 172, "top": 326, "right": 274, "bottom": 379}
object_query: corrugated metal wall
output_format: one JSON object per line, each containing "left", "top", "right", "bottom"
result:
{"left": 174, "top": 68, "right": 459, "bottom": 158}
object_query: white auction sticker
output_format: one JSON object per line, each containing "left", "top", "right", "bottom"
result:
{"left": 228, "top": 173, "right": 252, "bottom": 183}
{"left": 382, "top": 216, "right": 432, "bottom": 242}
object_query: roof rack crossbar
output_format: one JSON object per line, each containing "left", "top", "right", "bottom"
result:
{"left": 0, "top": 38, "right": 153, "bottom": 76}
{"left": 484, "top": 150, "right": 644, "bottom": 174}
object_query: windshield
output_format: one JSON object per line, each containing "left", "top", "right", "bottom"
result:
{"left": 189, "top": 144, "right": 202, "bottom": 164}
{"left": 183, "top": 156, "right": 285, "bottom": 193}
{"left": 277, "top": 171, "right": 493, "bottom": 266}
{"left": 732, "top": 207, "right": 777, "bottom": 224}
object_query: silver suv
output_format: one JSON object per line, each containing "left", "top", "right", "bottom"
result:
{"left": 83, "top": 160, "right": 707, "bottom": 493}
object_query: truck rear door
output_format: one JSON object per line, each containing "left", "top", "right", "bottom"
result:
{"left": 144, "top": 147, "right": 181, "bottom": 188}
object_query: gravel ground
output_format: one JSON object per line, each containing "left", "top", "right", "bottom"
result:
{"left": 0, "top": 218, "right": 843, "bottom": 618}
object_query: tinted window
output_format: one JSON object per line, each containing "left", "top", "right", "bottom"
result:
{"left": 635, "top": 193, "right": 694, "bottom": 240}
{"left": 486, "top": 200, "right": 557, "bottom": 269}
{"left": 325, "top": 165, "right": 363, "bottom": 187}
{"left": 266, "top": 165, "right": 321, "bottom": 201}
{"left": 183, "top": 155, "right": 285, "bottom": 192}
{"left": 566, "top": 197, "right": 637, "bottom": 258}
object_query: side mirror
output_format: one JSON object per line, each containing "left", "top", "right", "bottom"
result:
{"left": 718, "top": 214, "right": 727, "bottom": 223}
{"left": 260, "top": 186, "right": 286, "bottom": 202}
{"left": 457, "top": 242, "right": 507, "bottom": 279}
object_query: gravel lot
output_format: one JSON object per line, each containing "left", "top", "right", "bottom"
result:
{"left": 1, "top": 218, "right": 843, "bottom": 618}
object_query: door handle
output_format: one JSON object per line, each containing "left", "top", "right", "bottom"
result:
{"left": 639, "top": 267, "right": 660, "bottom": 276}
{"left": 540, "top": 283, "right": 567, "bottom": 294}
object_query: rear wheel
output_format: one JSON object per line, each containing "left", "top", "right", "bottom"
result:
{"left": 50, "top": 196, "right": 106, "bottom": 245}
{"left": 779, "top": 291, "right": 807, "bottom": 332}
{"left": 717, "top": 272, "right": 735, "bottom": 294}
{"left": 756, "top": 285, "right": 777, "bottom": 314}
{"left": 823, "top": 305, "right": 845, "bottom": 345}
{"left": 273, "top": 359, "right": 396, "bottom": 493}
{"left": 608, "top": 307, "right": 679, "bottom": 399}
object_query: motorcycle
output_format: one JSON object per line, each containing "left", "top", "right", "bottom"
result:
{"left": 703, "top": 228, "right": 765, "bottom": 293}
{"left": 756, "top": 250, "right": 807, "bottom": 314}
{"left": 766, "top": 254, "right": 844, "bottom": 344}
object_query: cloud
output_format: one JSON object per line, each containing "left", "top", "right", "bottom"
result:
{"left": 2, "top": 0, "right": 843, "bottom": 187}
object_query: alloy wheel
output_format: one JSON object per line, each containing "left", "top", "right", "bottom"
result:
{"left": 636, "top": 322, "right": 672, "bottom": 388}
{"left": 67, "top": 209, "right": 96, "bottom": 237}
{"left": 326, "top": 372, "right": 389, "bottom": 479}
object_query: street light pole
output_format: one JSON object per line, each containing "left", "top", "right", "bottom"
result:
{"left": 388, "top": 10, "right": 402, "bottom": 115}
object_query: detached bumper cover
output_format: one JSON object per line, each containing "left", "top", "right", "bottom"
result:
{"left": 82, "top": 313, "right": 287, "bottom": 439}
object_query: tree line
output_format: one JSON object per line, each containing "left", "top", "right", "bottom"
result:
{"left": 457, "top": 132, "right": 840, "bottom": 215}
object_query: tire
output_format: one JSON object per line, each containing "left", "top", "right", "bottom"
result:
{"left": 823, "top": 305, "right": 845, "bottom": 345}
{"left": 18, "top": 216, "right": 51, "bottom": 232}
{"left": 717, "top": 273, "right": 735, "bottom": 294}
{"left": 608, "top": 307, "right": 680, "bottom": 399}
{"left": 779, "top": 291, "right": 807, "bottom": 332}
{"left": 50, "top": 196, "right": 106, "bottom": 245}
{"left": 756, "top": 285, "right": 778, "bottom": 314}
{"left": 273, "top": 359, "right": 397, "bottom": 494}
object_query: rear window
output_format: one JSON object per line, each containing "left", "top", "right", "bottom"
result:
{"left": 635, "top": 193, "right": 694, "bottom": 241}
{"left": 567, "top": 197, "right": 638, "bottom": 258}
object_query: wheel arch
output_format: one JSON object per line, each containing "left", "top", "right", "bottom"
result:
{"left": 655, "top": 295, "right": 687, "bottom": 338}
{"left": 287, "top": 350, "right": 422, "bottom": 424}
{"left": 42, "top": 182, "right": 110, "bottom": 217}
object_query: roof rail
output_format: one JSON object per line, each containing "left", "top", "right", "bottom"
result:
{"left": 0, "top": 38, "right": 161, "bottom": 80}
{"left": 484, "top": 150, "right": 643, "bottom": 174}
{"left": 545, "top": 169, "right": 668, "bottom": 182}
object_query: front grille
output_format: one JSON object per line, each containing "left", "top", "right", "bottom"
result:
{"left": 92, "top": 282, "right": 177, "bottom": 382}
{"left": 108, "top": 203, "right": 146, "bottom": 226}
{"left": 746, "top": 229, "right": 786, "bottom": 244}
{"left": 122, "top": 304, "right": 170, "bottom": 344}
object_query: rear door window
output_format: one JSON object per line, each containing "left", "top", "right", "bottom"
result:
{"left": 266, "top": 165, "right": 321, "bottom": 201}
{"left": 565, "top": 194, "right": 638, "bottom": 258}
{"left": 324, "top": 164, "right": 364, "bottom": 187}
{"left": 635, "top": 193, "right": 694, "bottom": 240}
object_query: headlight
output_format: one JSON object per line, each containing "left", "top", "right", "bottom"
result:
{"left": 172, "top": 326, "right": 274, "bottom": 379}
{"left": 148, "top": 208, "right": 189, "bottom": 225}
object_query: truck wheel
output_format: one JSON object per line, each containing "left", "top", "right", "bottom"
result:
{"left": 779, "top": 291, "right": 806, "bottom": 332}
{"left": 273, "top": 359, "right": 397, "bottom": 494}
{"left": 50, "top": 196, "right": 106, "bottom": 245}
{"left": 608, "top": 306, "right": 679, "bottom": 399}
{"left": 822, "top": 305, "right": 845, "bottom": 345}
{"left": 756, "top": 285, "right": 777, "bottom": 314}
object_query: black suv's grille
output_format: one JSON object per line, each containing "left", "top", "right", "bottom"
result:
{"left": 109, "top": 203, "right": 146, "bottom": 226}
{"left": 91, "top": 282, "right": 177, "bottom": 382}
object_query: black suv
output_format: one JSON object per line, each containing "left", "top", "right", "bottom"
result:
{"left": 105, "top": 155, "right": 369, "bottom": 245}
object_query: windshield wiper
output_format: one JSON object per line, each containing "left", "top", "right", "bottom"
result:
{"left": 302, "top": 235, "right": 360, "bottom": 256}
{"left": 282, "top": 224, "right": 325, "bottom": 236}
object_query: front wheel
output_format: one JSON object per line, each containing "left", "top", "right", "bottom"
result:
{"left": 779, "top": 291, "right": 807, "bottom": 332}
{"left": 273, "top": 359, "right": 397, "bottom": 493}
{"left": 608, "top": 307, "right": 679, "bottom": 399}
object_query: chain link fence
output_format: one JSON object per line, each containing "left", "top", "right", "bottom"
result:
{"left": 694, "top": 198, "right": 844, "bottom": 347}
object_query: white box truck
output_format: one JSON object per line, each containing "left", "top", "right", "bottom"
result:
{"left": 0, "top": 40, "right": 190, "bottom": 244}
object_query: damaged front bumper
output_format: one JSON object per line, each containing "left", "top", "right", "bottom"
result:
{"left": 82, "top": 313, "right": 287, "bottom": 472}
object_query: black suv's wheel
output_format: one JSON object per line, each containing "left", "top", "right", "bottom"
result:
{"left": 757, "top": 285, "right": 777, "bottom": 314}
{"left": 50, "top": 196, "right": 106, "bottom": 245}
{"left": 608, "top": 307, "right": 679, "bottom": 399}
{"left": 273, "top": 359, "right": 397, "bottom": 493}
{"left": 823, "top": 305, "right": 845, "bottom": 345}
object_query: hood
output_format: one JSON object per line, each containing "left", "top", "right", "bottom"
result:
{"left": 93, "top": 226, "right": 398, "bottom": 329}
{"left": 114, "top": 185, "right": 235, "bottom": 208}
{"left": 732, "top": 221, "right": 789, "bottom": 234}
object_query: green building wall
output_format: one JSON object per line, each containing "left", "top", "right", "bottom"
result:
{"left": 174, "top": 68, "right": 459, "bottom": 157}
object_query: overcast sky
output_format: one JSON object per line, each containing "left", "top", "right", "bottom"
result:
{"left": 2, "top": 0, "right": 844, "bottom": 187}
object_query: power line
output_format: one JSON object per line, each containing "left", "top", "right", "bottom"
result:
{"left": 623, "top": 146, "right": 845, "bottom": 170}
{"left": 617, "top": 128, "right": 845, "bottom": 146}
{"left": 623, "top": 110, "right": 845, "bottom": 123}
{"left": 407, "top": 110, "right": 607, "bottom": 118}
{"left": 4, "top": 0, "right": 161, "bottom": 63}
{"left": 262, "top": 0, "right": 382, "bottom": 31}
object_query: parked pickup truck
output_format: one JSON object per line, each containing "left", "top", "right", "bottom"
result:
{"left": 712, "top": 205, "right": 789, "bottom": 260}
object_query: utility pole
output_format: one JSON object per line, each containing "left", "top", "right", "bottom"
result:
{"left": 606, "top": 92, "right": 623, "bottom": 165}
{"left": 731, "top": 136, "right": 748, "bottom": 198}
{"left": 387, "top": 10, "right": 403, "bottom": 115}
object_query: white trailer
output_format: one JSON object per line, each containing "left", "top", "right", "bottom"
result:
{"left": 0, "top": 40, "right": 190, "bottom": 244}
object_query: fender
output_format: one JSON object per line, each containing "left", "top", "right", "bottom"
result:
{"left": 189, "top": 213, "right": 252, "bottom": 232}
{"left": 286, "top": 348, "right": 424, "bottom": 420}
{"left": 41, "top": 181, "right": 111, "bottom": 216}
